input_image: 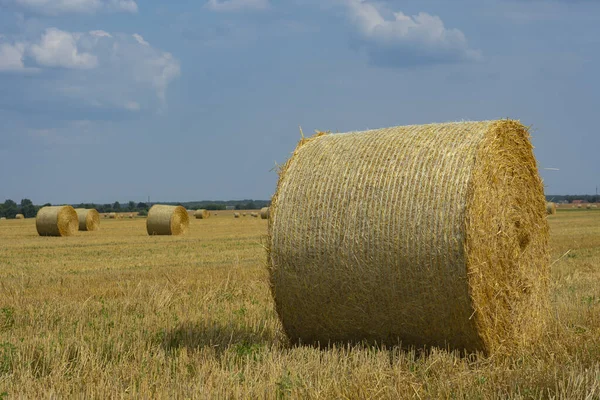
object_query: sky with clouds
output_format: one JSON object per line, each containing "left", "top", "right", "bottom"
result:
{"left": 0, "top": 0, "right": 599, "bottom": 204}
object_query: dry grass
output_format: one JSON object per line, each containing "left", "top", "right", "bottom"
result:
{"left": 0, "top": 212, "right": 599, "bottom": 398}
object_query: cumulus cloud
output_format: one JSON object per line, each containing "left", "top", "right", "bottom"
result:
{"left": 0, "top": 41, "right": 26, "bottom": 71}
{"left": 206, "top": 0, "right": 268, "bottom": 12}
{"left": 344, "top": 0, "right": 481, "bottom": 67}
{"left": 0, "top": 29, "right": 180, "bottom": 111}
{"left": 1, "top": 0, "right": 138, "bottom": 15}
{"left": 29, "top": 28, "right": 97, "bottom": 69}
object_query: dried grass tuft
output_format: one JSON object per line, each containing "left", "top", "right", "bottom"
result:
{"left": 195, "top": 209, "right": 210, "bottom": 219}
{"left": 75, "top": 209, "right": 100, "bottom": 231}
{"left": 146, "top": 205, "right": 189, "bottom": 236}
{"left": 268, "top": 120, "right": 549, "bottom": 355}
{"left": 36, "top": 206, "right": 78, "bottom": 237}
{"left": 260, "top": 207, "right": 269, "bottom": 219}
{"left": 546, "top": 202, "right": 557, "bottom": 215}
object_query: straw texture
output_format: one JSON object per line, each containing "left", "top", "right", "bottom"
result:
{"left": 15, "top": 214, "right": 24, "bottom": 219}
{"left": 146, "top": 205, "right": 189, "bottom": 236}
{"left": 260, "top": 207, "right": 269, "bottom": 219}
{"left": 195, "top": 209, "right": 210, "bottom": 219}
{"left": 546, "top": 202, "right": 557, "bottom": 215}
{"left": 75, "top": 208, "right": 100, "bottom": 231}
{"left": 268, "top": 120, "right": 549, "bottom": 354}
{"left": 36, "top": 206, "right": 78, "bottom": 237}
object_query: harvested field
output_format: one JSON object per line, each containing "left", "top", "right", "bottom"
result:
{"left": 0, "top": 212, "right": 598, "bottom": 397}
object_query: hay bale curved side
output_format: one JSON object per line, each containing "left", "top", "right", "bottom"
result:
{"left": 36, "top": 206, "right": 78, "bottom": 237}
{"left": 260, "top": 207, "right": 269, "bottom": 219}
{"left": 75, "top": 208, "right": 100, "bottom": 231}
{"left": 195, "top": 209, "right": 210, "bottom": 219}
{"left": 146, "top": 205, "right": 189, "bottom": 235}
{"left": 546, "top": 202, "right": 556, "bottom": 215}
{"left": 15, "top": 214, "right": 24, "bottom": 219}
{"left": 268, "top": 120, "right": 549, "bottom": 354}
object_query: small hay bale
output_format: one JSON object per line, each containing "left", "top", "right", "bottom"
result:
{"left": 586, "top": 204, "right": 592, "bottom": 209}
{"left": 129, "top": 214, "right": 134, "bottom": 218}
{"left": 592, "top": 204, "right": 598, "bottom": 209}
{"left": 75, "top": 208, "right": 100, "bottom": 231}
{"left": 146, "top": 205, "right": 189, "bottom": 236}
{"left": 577, "top": 204, "right": 582, "bottom": 209}
{"left": 251, "top": 212, "right": 258, "bottom": 217}
{"left": 234, "top": 212, "right": 240, "bottom": 218}
{"left": 242, "top": 212, "right": 247, "bottom": 217}
{"left": 546, "top": 202, "right": 556, "bottom": 215}
{"left": 260, "top": 207, "right": 269, "bottom": 219}
{"left": 195, "top": 209, "right": 210, "bottom": 219}
{"left": 36, "top": 206, "right": 78, "bottom": 237}
{"left": 0, "top": 217, "right": 6, "bottom": 220}
{"left": 15, "top": 214, "right": 24, "bottom": 219}
{"left": 109, "top": 212, "right": 117, "bottom": 219}
{"left": 268, "top": 120, "right": 549, "bottom": 354}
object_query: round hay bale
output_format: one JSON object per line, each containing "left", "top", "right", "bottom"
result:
{"left": 592, "top": 204, "right": 598, "bottom": 209}
{"left": 251, "top": 212, "right": 258, "bottom": 217}
{"left": 586, "top": 204, "right": 592, "bottom": 209}
{"left": 260, "top": 207, "right": 269, "bottom": 219}
{"left": 268, "top": 120, "right": 549, "bottom": 354}
{"left": 15, "top": 214, "right": 24, "bottom": 219}
{"left": 546, "top": 202, "right": 556, "bottom": 215}
{"left": 195, "top": 209, "right": 210, "bottom": 219}
{"left": 36, "top": 206, "right": 78, "bottom": 237}
{"left": 234, "top": 212, "right": 240, "bottom": 218}
{"left": 75, "top": 208, "right": 100, "bottom": 231}
{"left": 0, "top": 217, "right": 6, "bottom": 220}
{"left": 129, "top": 214, "right": 134, "bottom": 219}
{"left": 109, "top": 212, "right": 117, "bottom": 219}
{"left": 146, "top": 205, "right": 189, "bottom": 236}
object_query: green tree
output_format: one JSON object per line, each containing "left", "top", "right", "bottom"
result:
{"left": 113, "top": 201, "right": 121, "bottom": 211}
{"left": 2, "top": 200, "right": 18, "bottom": 218}
{"left": 20, "top": 199, "right": 36, "bottom": 218}
{"left": 128, "top": 201, "right": 136, "bottom": 211}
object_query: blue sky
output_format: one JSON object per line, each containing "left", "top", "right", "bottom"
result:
{"left": 0, "top": 0, "right": 599, "bottom": 204}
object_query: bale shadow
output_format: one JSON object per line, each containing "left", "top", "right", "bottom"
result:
{"left": 154, "top": 319, "right": 275, "bottom": 356}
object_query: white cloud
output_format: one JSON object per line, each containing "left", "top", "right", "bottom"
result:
{"left": 0, "top": 28, "right": 181, "bottom": 111}
{"left": 29, "top": 28, "right": 98, "bottom": 69}
{"left": 0, "top": 41, "right": 26, "bottom": 71}
{"left": 206, "top": 0, "right": 268, "bottom": 12}
{"left": 344, "top": 0, "right": 481, "bottom": 67}
{"left": 2, "top": 0, "right": 138, "bottom": 14}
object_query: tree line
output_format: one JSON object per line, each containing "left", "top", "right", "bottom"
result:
{"left": 0, "top": 199, "right": 271, "bottom": 219}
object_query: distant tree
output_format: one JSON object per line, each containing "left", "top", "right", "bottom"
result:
{"left": 113, "top": 201, "right": 121, "bottom": 211}
{"left": 128, "top": 201, "right": 136, "bottom": 211}
{"left": 3, "top": 199, "right": 18, "bottom": 218}
{"left": 136, "top": 202, "right": 148, "bottom": 210}
{"left": 20, "top": 199, "right": 36, "bottom": 218}
{"left": 43, "top": 203, "right": 52, "bottom": 207}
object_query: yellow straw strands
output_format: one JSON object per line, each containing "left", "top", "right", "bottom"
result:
{"left": 146, "top": 205, "right": 189, "bottom": 236}
{"left": 75, "top": 208, "right": 100, "bottom": 231}
{"left": 260, "top": 207, "right": 269, "bottom": 219}
{"left": 195, "top": 209, "right": 210, "bottom": 219}
{"left": 546, "top": 202, "right": 557, "bottom": 215}
{"left": 36, "top": 206, "right": 79, "bottom": 237}
{"left": 268, "top": 120, "right": 549, "bottom": 355}
{"left": 15, "top": 214, "right": 24, "bottom": 219}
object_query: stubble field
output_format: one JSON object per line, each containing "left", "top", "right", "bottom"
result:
{"left": 0, "top": 210, "right": 599, "bottom": 398}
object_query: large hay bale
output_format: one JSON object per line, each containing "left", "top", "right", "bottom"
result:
{"left": 268, "top": 120, "right": 549, "bottom": 354}
{"left": 234, "top": 212, "right": 240, "bottom": 218}
{"left": 146, "top": 205, "right": 189, "bottom": 236}
{"left": 75, "top": 208, "right": 100, "bottom": 231}
{"left": 36, "top": 206, "right": 78, "bottom": 237}
{"left": 15, "top": 214, "right": 24, "bottom": 219}
{"left": 195, "top": 209, "right": 210, "bottom": 219}
{"left": 546, "top": 202, "right": 556, "bottom": 215}
{"left": 260, "top": 207, "right": 269, "bottom": 219}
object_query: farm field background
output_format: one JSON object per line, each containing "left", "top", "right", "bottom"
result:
{"left": 0, "top": 211, "right": 599, "bottom": 398}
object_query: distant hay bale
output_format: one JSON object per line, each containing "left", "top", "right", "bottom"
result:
{"left": 268, "top": 120, "right": 549, "bottom": 354}
{"left": 195, "top": 209, "right": 210, "bottom": 219}
{"left": 0, "top": 217, "right": 6, "bottom": 220}
{"left": 251, "top": 212, "right": 258, "bottom": 217}
{"left": 109, "top": 212, "right": 117, "bottom": 219}
{"left": 592, "top": 204, "right": 598, "bottom": 209}
{"left": 36, "top": 206, "right": 78, "bottom": 237}
{"left": 146, "top": 205, "right": 189, "bottom": 236}
{"left": 15, "top": 214, "right": 24, "bottom": 219}
{"left": 546, "top": 202, "right": 556, "bottom": 215}
{"left": 234, "top": 212, "right": 240, "bottom": 218}
{"left": 586, "top": 204, "right": 592, "bottom": 209}
{"left": 75, "top": 208, "right": 100, "bottom": 231}
{"left": 129, "top": 214, "right": 134, "bottom": 218}
{"left": 242, "top": 212, "right": 247, "bottom": 217}
{"left": 260, "top": 207, "right": 269, "bottom": 219}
